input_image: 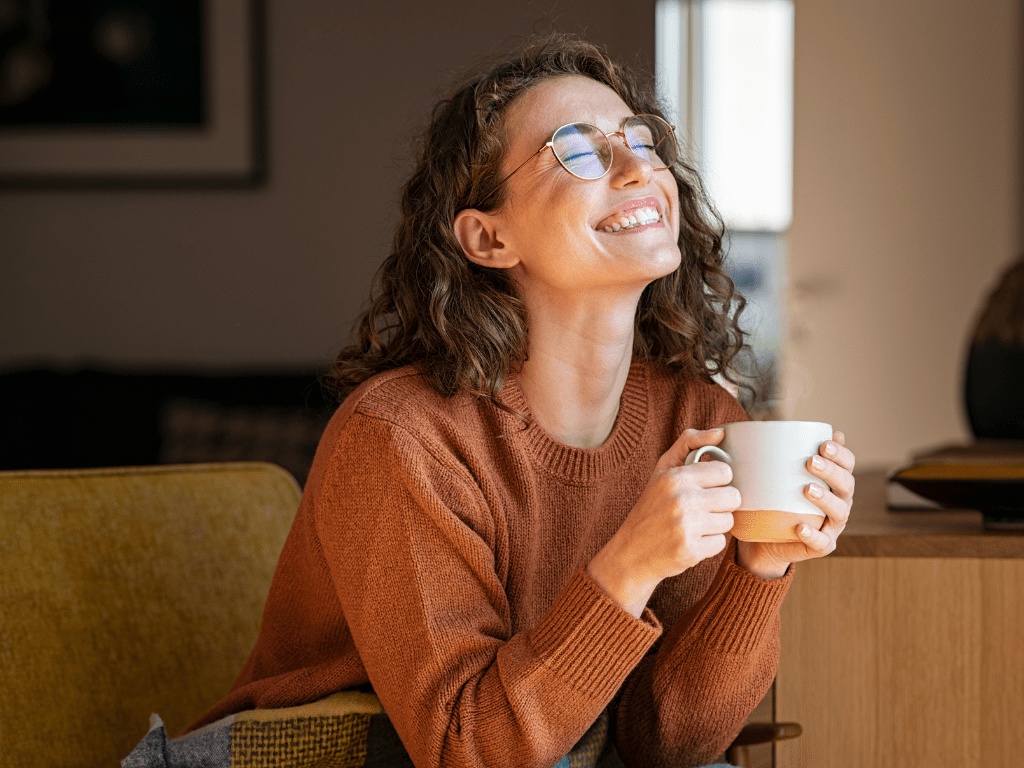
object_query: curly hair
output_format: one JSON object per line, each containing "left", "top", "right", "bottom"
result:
{"left": 327, "top": 33, "right": 753, "bottom": 407}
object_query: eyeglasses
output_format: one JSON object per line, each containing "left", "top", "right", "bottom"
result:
{"left": 478, "top": 114, "right": 678, "bottom": 206}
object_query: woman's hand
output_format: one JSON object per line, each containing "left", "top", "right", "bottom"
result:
{"left": 586, "top": 428, "right": 740, "bottom": 617}
{"left": 736, "top": 430, "right": 856, "bottom": 579}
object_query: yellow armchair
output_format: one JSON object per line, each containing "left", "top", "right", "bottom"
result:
{"left": 0, "top": 463, "right": 300, "bottom": 768}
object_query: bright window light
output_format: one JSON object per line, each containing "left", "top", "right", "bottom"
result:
{"left": 657, "top": 0, "right": 794, "bottom": 232}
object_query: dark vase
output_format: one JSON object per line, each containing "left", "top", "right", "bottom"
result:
{"left": 964, "top": 255, "right": 1024, "bottom": 439}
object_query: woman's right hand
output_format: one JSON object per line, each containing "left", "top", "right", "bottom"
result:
{"left": 585, "top": 428, "right": 740, "bottom": 618}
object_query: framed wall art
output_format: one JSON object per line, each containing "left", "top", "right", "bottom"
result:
{"left": 0, "top": 0, "right": 265, "bottom": 188}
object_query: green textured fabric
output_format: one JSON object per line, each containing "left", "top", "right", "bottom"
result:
{"left": 229, "top": 694, "right": 380, "bottom": 768}
{"left": 0, "top": 463, "right": 301, "bottom": 768}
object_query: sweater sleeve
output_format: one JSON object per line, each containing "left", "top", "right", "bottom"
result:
{"left": 610, "top": 385, "right": 791, "bottom": 767}
{"left": 612, "top": 538, "right": 792, "bottom": 767}
{"left": 312, "top": 412, "right": 662, "bottom": 768}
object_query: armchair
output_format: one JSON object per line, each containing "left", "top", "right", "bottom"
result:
{"left": 0, "top": 463, "right": 300, "bottom": 767}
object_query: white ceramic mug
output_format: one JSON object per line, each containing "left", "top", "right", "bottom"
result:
{"left": 683, "top": 420, "right": 833, "bottom": 542}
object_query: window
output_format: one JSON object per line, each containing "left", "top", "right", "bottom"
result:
{"left": 656, "top": 0, "right": 794, "bottom": 410}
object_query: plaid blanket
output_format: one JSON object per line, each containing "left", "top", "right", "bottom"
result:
{"left": 120, "top": 691, "right": 620, "bottom": 768}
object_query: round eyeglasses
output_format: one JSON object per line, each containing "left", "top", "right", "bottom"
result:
{"left": 478, "top": 114, "right": 678, "bottom": 206}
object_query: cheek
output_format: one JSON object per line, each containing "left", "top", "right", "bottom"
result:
{"left": 662, "top": 182, "right": 683, "bottom": 238}
{"left": 517, "top": 185, "right": 592, "bottom": 248}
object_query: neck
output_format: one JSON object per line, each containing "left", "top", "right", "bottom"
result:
{"left": 515, "top": 291, "right": 640, "bottom": 448}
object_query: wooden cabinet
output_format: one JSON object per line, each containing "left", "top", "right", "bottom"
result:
{"left": 774, "top": 470, "right": 1024, "bottom": 767}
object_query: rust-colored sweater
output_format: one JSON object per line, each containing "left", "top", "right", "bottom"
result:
{"left": 192, "top": 359, "right": 793, "bottom": 768}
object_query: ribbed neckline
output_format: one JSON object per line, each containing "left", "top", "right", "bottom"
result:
{"left": 500, "top": 358, "right": 650, "bottom": 484}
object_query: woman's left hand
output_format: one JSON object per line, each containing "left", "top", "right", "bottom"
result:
{"left": 736, "top": 430, "right": 856, "bottom": 579}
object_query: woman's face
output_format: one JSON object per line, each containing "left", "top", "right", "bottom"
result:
{"left": 494, "top": 75, "right": 682, "bottom": 301}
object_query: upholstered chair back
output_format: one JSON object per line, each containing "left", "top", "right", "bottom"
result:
{"left": 0, "top": 463, "right": 300, "bottom": 768}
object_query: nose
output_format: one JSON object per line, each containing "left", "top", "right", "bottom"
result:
{"left": 607, "top": 132, "right": 654, "bottom": 188}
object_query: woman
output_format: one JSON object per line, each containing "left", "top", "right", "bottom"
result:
{"left": 191, "top": 35, "right": 856, "bottom": 768}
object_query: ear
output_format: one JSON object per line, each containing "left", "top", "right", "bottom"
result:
{"left": 453, "top": 209, "right": 520, "bottom": 269}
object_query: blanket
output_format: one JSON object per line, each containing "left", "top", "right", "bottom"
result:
{"left": 120, "top": 691, "right": 621, "bottom": 768}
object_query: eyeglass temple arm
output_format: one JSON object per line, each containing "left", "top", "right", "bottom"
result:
{"left": 476, "top": 143, "right": 554, "bottom": 207}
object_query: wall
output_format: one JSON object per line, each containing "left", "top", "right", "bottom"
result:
{"left": 3, "top": 0, "right": 1020, "bottom": 468}
{"left": 784, "top": 0, "right": 1022, "bottom": 465}
{"left": 0, "top": 0, "right": 655, "bottom": 370}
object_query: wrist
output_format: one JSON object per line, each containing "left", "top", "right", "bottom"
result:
{"left": 586, "top": 544, "right": 657, "bottom": 619}
{"left": 736, "top": 540, "right": 790, "bottom": 580}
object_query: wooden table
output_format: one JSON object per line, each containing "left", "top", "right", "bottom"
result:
{"left": 774, "top": 468, "right": 1024, "bottom": 767}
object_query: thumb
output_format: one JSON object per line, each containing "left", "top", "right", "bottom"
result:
{"left": 656, "top": 427, "right": 726, "bottom": 471}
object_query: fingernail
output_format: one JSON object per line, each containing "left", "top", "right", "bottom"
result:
{"left": 811, "top": 455, "right": 825, "bottom": 470}
{"left": 800, "top": 525, "right": 813, "bottom": 536}
{"left": 807, "top": 483, "right": 824, "bottom": 498}
{"left": 824, "top": 442, "right": 837, "bottom": 457}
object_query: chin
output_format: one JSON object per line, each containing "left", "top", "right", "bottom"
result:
{"left": 646, "top": 245, "right": 683, "bottom": 279}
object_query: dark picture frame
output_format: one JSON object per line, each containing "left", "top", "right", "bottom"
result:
{"left": 0, "top": 0, "right": 266, "bottom": 189}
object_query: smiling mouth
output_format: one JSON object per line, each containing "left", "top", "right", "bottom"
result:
{"left": 598, "top": 207, "right": 663, "bottom": 234}
{"left": 595, "top": 204, "right": 663, "bottom": 233}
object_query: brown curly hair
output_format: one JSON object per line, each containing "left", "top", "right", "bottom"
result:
{"left": 327, "top": 34, "right": 753, "bottom": 407}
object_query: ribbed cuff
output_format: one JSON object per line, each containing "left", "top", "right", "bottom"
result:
{"left": 683, "top": 540, "right": 794, "bottom": 655}
{"left": 530, "top": 569, "right": 662, "bottom": 701}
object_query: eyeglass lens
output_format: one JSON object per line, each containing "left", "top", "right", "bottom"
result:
{"left": 551, "top": 116, "right": 676, "bottom": 180}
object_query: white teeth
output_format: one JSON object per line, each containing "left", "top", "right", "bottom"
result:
{"left": 636, "top": 207, "right": 659, "bottom": 224}
{"left": 597, "top": 206, "right": 661, "bottom": 232}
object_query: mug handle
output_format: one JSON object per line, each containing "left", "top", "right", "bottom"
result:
{"left": 683, "top": 445, "right": 732, "bottom": 466}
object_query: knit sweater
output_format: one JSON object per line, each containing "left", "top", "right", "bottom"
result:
{"left": 190, "top": 358, "right": 793, "bottom": 768}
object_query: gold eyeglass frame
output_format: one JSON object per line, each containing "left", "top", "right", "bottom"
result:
{"left": 477, "top": 114, "right": 678, "bottom": 207}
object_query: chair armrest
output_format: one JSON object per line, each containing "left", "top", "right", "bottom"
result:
{"left": 730, "top": 721, "right": 802, "bottom": 747}
{"left": 725, "top": 722, "right": 802, "bottom": 767}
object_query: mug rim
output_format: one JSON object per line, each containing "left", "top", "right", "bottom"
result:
{"left": 717, "top": 420, "right": 832, "bottom": 430}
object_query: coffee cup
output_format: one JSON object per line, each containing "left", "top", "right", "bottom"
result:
{"left": 683, "top": 420, "right": 833, "bottom": 542}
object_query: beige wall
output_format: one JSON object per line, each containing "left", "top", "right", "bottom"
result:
{"left": 784, "top": 0, "right": 1022, "bottom": 466}
{"left": 0, "top": 1, "right": 655, "bottom": 369}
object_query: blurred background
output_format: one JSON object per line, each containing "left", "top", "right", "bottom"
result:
{"left": 0, "top": 0, "right": 1020, "bottom": 477}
